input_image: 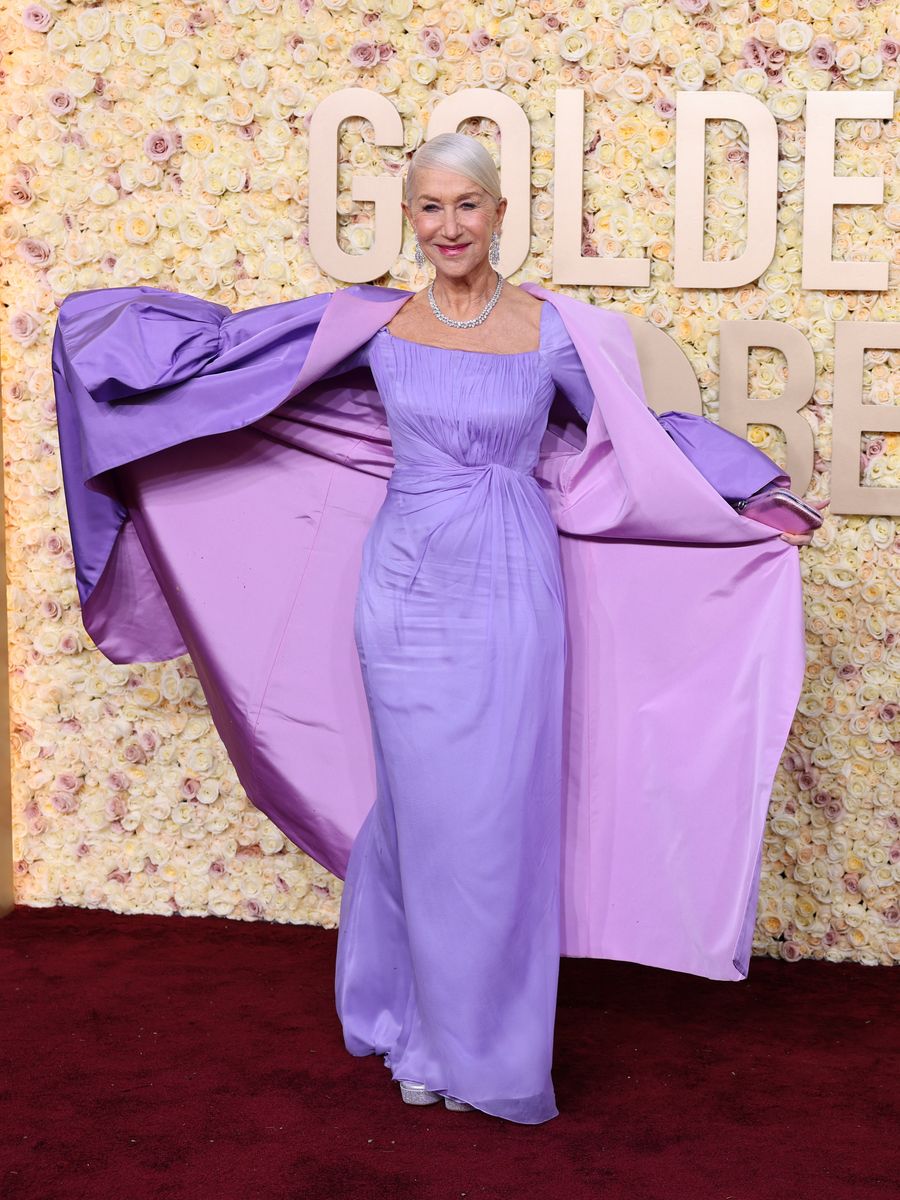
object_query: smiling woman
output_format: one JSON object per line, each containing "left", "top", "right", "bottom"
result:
{"left": 319, "top": 133, "right": 807, "bottom": 1123}
{"left": 49, "top": 130, "right": 810, "bottom": 1130}
{"left": 327, "top": 134, "right": 580, "bottom": 1122}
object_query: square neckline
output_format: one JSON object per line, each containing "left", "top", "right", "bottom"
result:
{"left": 381, "top": 298, "right": 546, "bottom": 357}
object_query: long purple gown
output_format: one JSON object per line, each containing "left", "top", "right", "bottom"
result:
{"left": 50, "top": 282, "right": 799, "bottom": 1128}
{"left": 324, "top": 302, "right": 593, "bottom": 1124}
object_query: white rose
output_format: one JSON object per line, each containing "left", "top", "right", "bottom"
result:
{"left": 733, "top": 68, "right": 767, "bottom": 95}
{"left": 769, "top": 91, "right": 805, "bottom": 122}
{"left": 858, "top": 56, "right": 883, "bottom": 81}
{"left": 133, "top": 22, "right": 166, "bottom": 55}
{"left": 627, "top": 35, "right": 659, "bottom": 65}
{"left": 558, "top": 27, "right": 591, "bottom": 62}
{"left": 776, "top": 20, "right": 813, "bottom": 53}
{"left": 673, "top": 61, "right": 705, "bottom": 91}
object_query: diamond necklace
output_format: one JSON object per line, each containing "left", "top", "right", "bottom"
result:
{"left": 428, "top": 269, "right": 504, "bottom": 328}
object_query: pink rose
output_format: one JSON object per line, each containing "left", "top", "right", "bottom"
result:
{"left": 51, "top": 791, "right": 80, "bottom": 814}
{"left": 105, "top": 794, "right": 128, "bottom": 821}
{"left": 420, "top": 27, "right": 445, "bottom": 57}
{"left": 189, "top": 7, "right": 215, "bottom": 30}
{"left": 24, "top": 799, "right": 46, "bottom": 834}
{"left": 742, "top": 37, "right": 769, "bottom": 69}
{"left": 348, "top": 40, "right": 378, "bottom": 68}
{"left": 8, "top": 310, "right": 41, "bottom": 346}
{"left": 138, "top": 730, "right": 160, "bottom": 754}
{"left": 5, "top": 176, "right": 34, "bottom": 206}
{"left": 17, "top": 237, "right": 53, "bottom": 266}
{"left": 144, "top": 130, "right": 178, "bottom": 162}
{"left": 47, "top": 90, "right": 75, "bottom": 117}
{"left": 783, "top": 750, "right": 808, "bottom": 773}
{"left": 22, "top": 5, "right": 52, "bottom": 33}
{"left": 809, "top": 37, "right": 836, "bottom": 69}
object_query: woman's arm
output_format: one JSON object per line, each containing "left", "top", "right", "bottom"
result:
{"left": 317, "top": 339, "right": 372, "bottom": 379}
{"left": 540, "top": 303, "right": 815, "bottom": 544}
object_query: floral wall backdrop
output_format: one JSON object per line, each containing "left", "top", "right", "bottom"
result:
{"left": 1, "top": 0, "right": 897, "bottom": 965}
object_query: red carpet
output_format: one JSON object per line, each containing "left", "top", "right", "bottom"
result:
{"left": 2, "top": 905, "right": 897, "bottom": 1200}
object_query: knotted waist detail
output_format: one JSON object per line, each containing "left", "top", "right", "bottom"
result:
{"left": 388, "top": 459, "right": 532, "bottom": 495}
{"left": 384, "top": 459, "right": 541, "bottom": 595}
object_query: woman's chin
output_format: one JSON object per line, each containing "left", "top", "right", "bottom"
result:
{"left": 430, "top": 255, "right": 488, "bottom": 274}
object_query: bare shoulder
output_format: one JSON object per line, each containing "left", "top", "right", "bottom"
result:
{"left": 505, "top": 282, "right": 546, "bottom": 321}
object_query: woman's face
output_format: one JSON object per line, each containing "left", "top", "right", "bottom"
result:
{"left": 403, "top": 166, "right": 506, "bottom": 280}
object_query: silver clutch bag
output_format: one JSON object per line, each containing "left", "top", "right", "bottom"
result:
{"left": 731, "top": 487, "right": 823, "bottom": 534}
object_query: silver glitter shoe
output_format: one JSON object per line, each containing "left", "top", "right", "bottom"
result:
{"left": 398, "top": 1080, "right": 441, "bottom": 1105}
{"left": 443, "top": 1095, "right": 475, "bottom": 1112}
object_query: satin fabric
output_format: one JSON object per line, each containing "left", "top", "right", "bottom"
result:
{"left": 51, "top": 282, "right": 806, "bottom": 993}
{"left": 332, "top": 309, "right": 576, "bottom": 1122}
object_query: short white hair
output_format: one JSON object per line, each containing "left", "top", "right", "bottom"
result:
{"left": 405, "top": 132, "right": 502, "bottom": 207}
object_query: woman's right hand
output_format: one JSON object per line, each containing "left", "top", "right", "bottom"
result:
{"left": 779, "top": 497, "right": 828, "bottom": 545}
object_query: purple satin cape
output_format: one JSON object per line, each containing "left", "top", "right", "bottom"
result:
{"left": 51, "top": 282, "right": 805, "bottom": 981}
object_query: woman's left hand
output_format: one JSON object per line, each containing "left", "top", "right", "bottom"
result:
{"left": 778, "top": 497, "right": 828, "bottom": 545}
{"left": 780, "top": 529, "right": 813, "bottom": 545}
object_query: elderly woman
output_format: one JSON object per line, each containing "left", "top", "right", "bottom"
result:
{"left": 52, "top": 131, "right": 815, "bottom": 1128}
{"left": 317, "top": 133, "right": 814, "bottom": 1121}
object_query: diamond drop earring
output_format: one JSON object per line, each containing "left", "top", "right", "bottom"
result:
{"left": 489, "top": 230, "right": 500, "bottom": 268}
{"left": 415, "top": 238, "right": 426, "bottom": 269}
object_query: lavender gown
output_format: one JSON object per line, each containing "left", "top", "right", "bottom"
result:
{"left": 322, "top": 302, "right": 593, "bottom": 1125}
{"left": 50, "top": 284, "right": 797, "bottom": 1126}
